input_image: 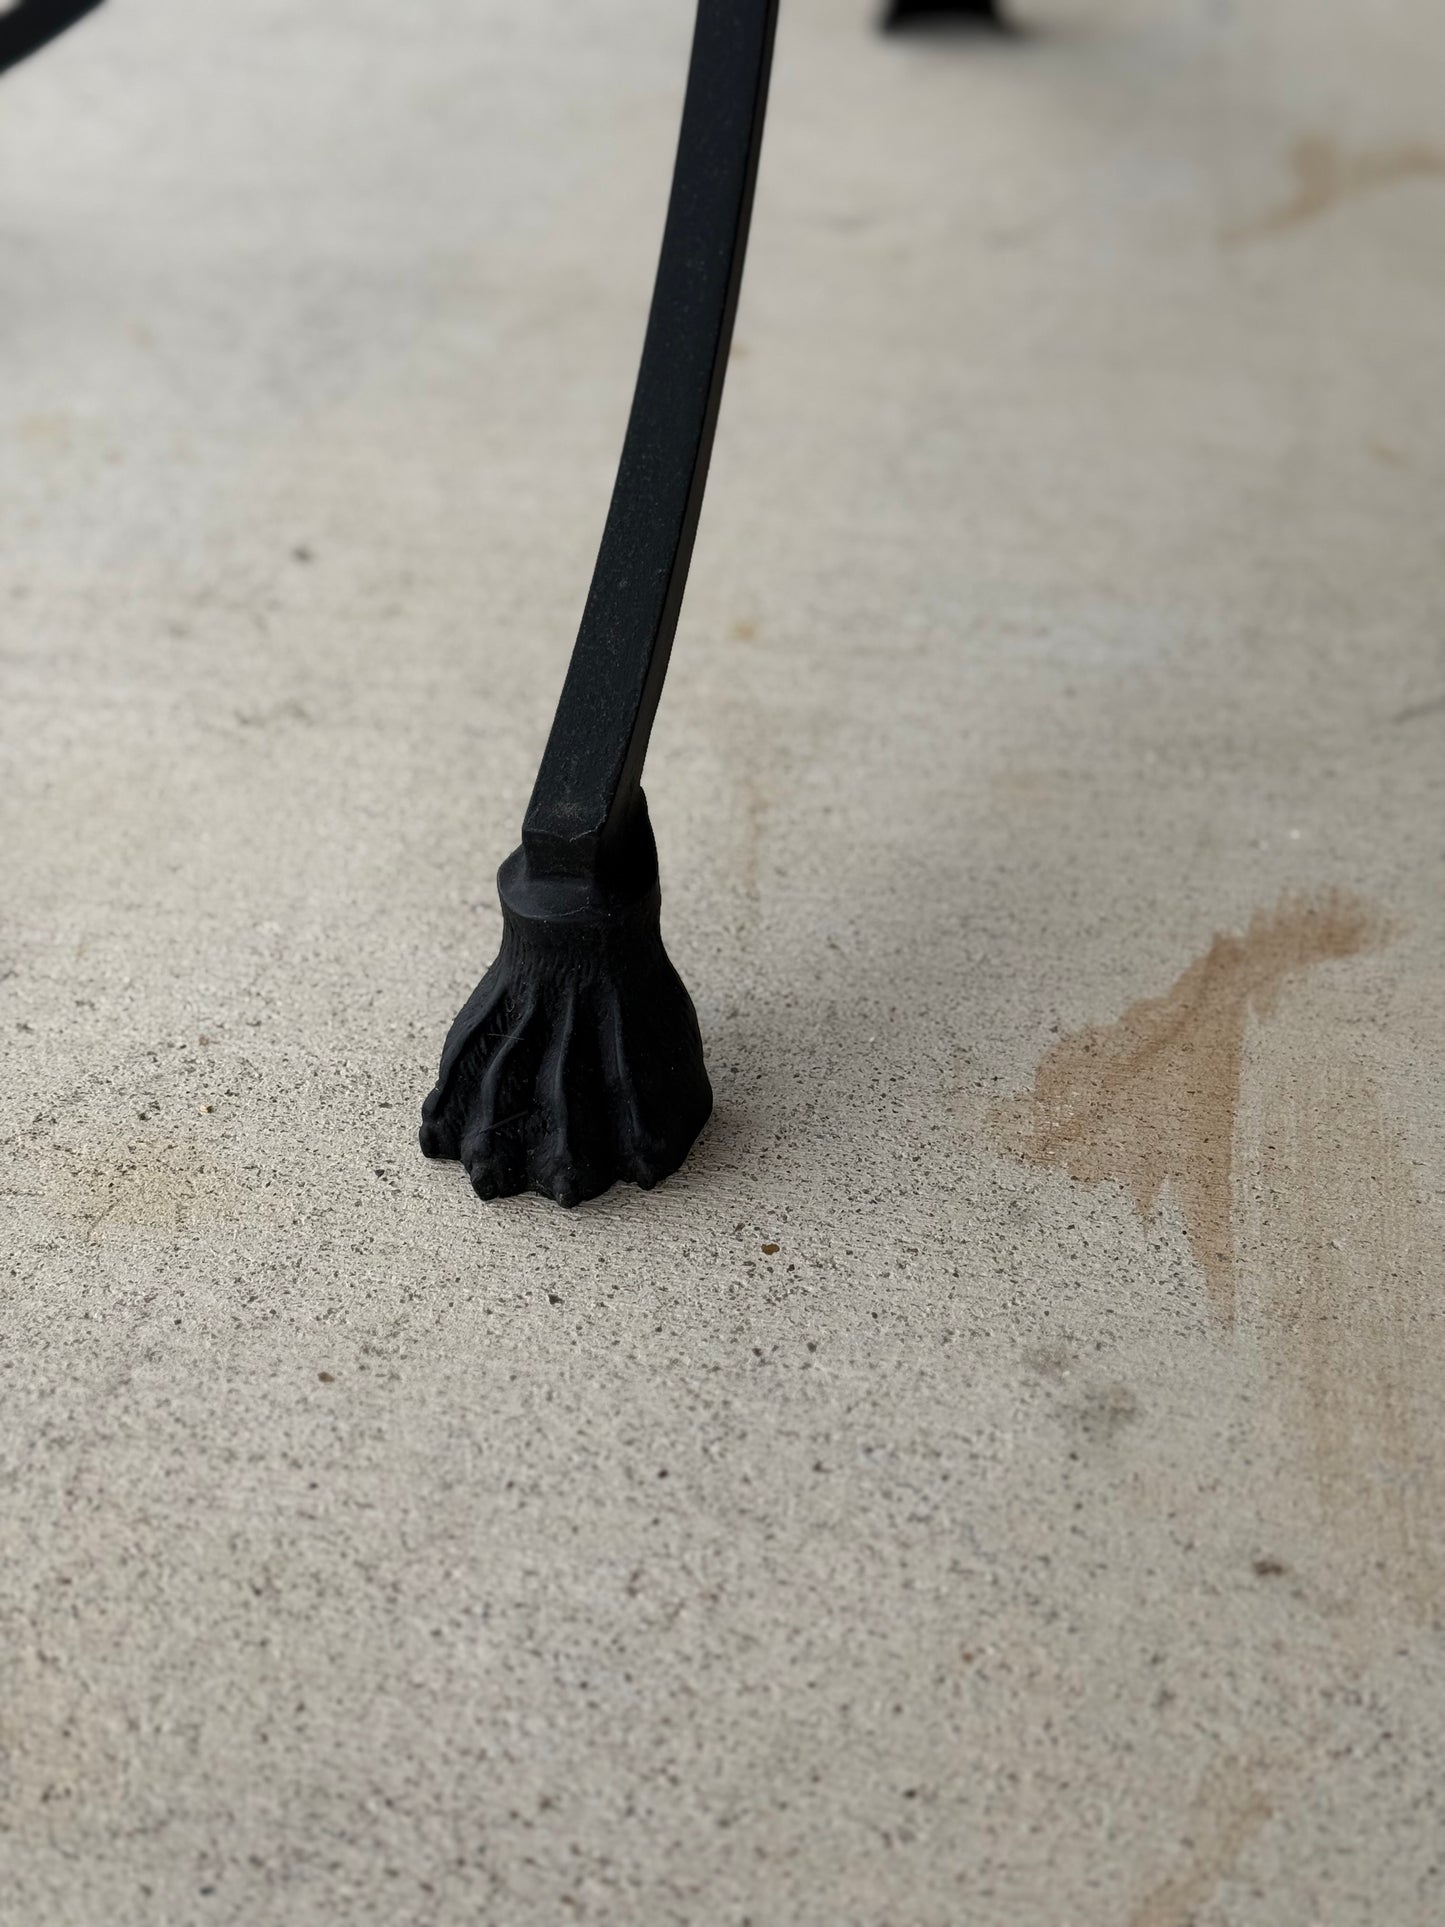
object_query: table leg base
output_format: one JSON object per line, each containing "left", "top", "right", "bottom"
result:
{"left": 419, "top": 828, "right": 712, "bottom": 1207}
{"left": 884, "top": 0, "right": 1006, "bottom": 29}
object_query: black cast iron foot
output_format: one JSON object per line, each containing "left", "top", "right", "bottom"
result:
{"left": 420, "top": 810, "right": 711, "bottom": 1206}
{"left": 420, "top": 1, "right": 777, "bottom": 1207}
{"left": 884, "top": 0, "right": 1008, "bottom": 29}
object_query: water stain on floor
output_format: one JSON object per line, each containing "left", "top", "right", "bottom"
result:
{"left": 41, "top": 1132, "right": 240, "bottom": 1238}
{"left": 1237, "top": 1054, "right": 1443, "bottom": 1625}
{"left": 1127, "top": 1752, "right": 1274, "bottom": 1927}
{"left": 998, "top": 888, "right": 1444, "bottom": 1624}
{"left": 993, "top": 891, "right": 1386, "bottom": 1321}
{"left": 1226, "top": 134, "right": 1445, "bottom": 242}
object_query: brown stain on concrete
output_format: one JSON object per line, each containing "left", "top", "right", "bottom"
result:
{"left": 1127, "top": 1753, "right": 1273, "bottom": 1927}
{"left": 994, "top": 892, "right": 1386, "bottom": 1320}
{"left": 1240, "top": 1054, "right": 1444, "bottom": 1625}
{"left": 1227, "top": 134, "right": 1445, "bottom": 242}
{"left": 710, "top": 656, "right": 785, "bottom": 933}
{"left": 43, "top": 1134, "right": 240, "bottom": 1237}
{"left": 14, "top": 411, "right": 76, "bottom": 451}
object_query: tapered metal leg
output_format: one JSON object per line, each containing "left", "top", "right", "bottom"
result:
{"left": 0, "top": 0, "right": 106, "bottom": 76}
{"left": 421, "top": 1, "right": 780, "bottom": 1206}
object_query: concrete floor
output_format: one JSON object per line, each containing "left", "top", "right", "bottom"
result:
{"left": 3, "top": 1, "right": 1443, "bottom": 1921}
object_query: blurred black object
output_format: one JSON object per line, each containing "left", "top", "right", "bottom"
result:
{"left": 885, "top": 0, "right": 1007, "bottom": 27}
{"left": 0, "top": 0, "right": 105, "bottom": 75}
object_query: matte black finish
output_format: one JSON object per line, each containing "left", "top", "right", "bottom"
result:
{"left": 420, "top": 805, "right": 712, "bottom": 1207}
{"left": 421, "top": 0, "right": 779, "bottom": 1206}
{"left": 0, "top": 0, "right": 105, "bottom": 75}
{"left": 884, "top": 0, "right": 1005, "bottom": 27}
{"left": 523, "top": 0, "right": 779, "bottom": 883}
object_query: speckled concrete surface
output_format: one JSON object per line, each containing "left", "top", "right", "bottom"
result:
{"left": 3, "top": 2, "right": 1443, "bottom": 1922}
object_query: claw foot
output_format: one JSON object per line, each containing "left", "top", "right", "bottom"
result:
{"left": 420, "top": 846, "right": 712, "bottom": 1206}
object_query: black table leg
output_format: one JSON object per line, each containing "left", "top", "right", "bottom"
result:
{"left": 0, "top": 0, "right": 105, "bottom": 75}
{"left": 884, "top": 0, "right": 1006, "bottom": 29}
{"left": 420, "top": 0, "right": 780, "bottom": 1207}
